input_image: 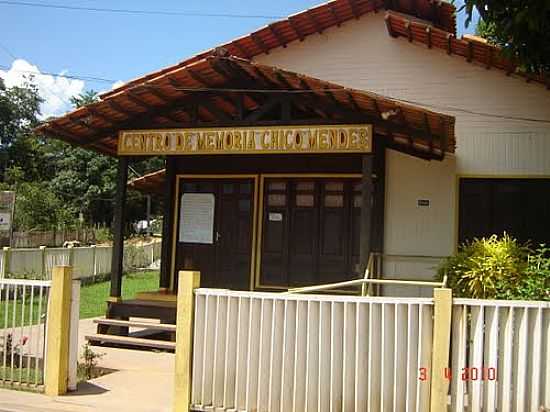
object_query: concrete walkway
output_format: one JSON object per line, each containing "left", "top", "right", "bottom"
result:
{"left": 0, "top": 319, "right": 174, "bottom": 412}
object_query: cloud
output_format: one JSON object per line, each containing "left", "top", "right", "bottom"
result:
{"left": 0, "top": 59, "right": 85, "bottom": 119}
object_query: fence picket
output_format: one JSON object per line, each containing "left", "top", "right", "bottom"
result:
{"left": 187, "top": 290, "right": 548, "bottom": 412}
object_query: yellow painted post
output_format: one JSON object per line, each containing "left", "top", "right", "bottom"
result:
{"left": 44, "top": 265, "right": 73, "bottom": 396}
{"left": 430, "top": 287, "right": 453, "bottom": 412}
{"left": 173, "top": 270, "right": 200, "bottom": 412}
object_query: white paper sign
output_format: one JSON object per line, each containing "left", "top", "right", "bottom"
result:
{"left": 179, "top": 193, "right": 215, "bottom": 244}
{"left": 268, "top": 212, "right": 283, "bottom": 222}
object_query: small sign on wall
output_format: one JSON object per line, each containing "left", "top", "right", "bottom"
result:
{"left": 268, "top": 212, "right": 283, "bottom": 222}
{"left": 417, "top": 199, "right": 430, "bottom": 207}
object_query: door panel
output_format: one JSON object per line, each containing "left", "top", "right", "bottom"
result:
{"left": 174, "top": 178, "right": 254, "bottom": 291}
{"left": 260, "top": 178, "right": 359, "bottom": 288}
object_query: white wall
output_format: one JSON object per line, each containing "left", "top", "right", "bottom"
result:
{"left": 254, "top": 13, "right": 550, "bottom": 289}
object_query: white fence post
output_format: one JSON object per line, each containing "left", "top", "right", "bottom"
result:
{"left": 40, "top": 245, "right": 47, "bottom": 279}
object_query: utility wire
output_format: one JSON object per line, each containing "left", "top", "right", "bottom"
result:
{"left": 0, "top": 0, "right": 285, "bottom": 19}
{"left": 0, "top": 41, "right": 16, "bottom": 60}
{"left": 2, "top": 64, "right": 550, "bottom": 125}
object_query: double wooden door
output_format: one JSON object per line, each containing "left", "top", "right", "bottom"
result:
{"left": 174, "top": 178, "right": 254, "bottom": 290}
{"left": 260, "top": 177, "right": 362, "bottom": 287}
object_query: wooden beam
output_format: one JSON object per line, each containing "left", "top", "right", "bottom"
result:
{"left": 305, "top": 10, "right": 323, "bottom": 34}
{"left": 184, "top": 68, "right": 210, "bottom": 87}
{"left": 230, "top": 41, "right": 252, "bottom": 59}
{"left": 446, "top": 33, "right": 453, "bottom": 55}
{"left": 371, "top": 137, "right": 386, "bottom": 254}
{"left": 467, "top": 40, "right": 473, "bottom": 63}
{"left": 107, "top": 100, "right": 135, "bottom": 118}
{"left": 243, "top": 95, "right": 283, "bottom": 121}
{"left": 328, "top": 3, "right": 342, "bottom": 27}
{"left": 110, "top": 156, "right": 128, "bottom": 301}
{"left": 86, "top": 106, "right": 116, "bottom": 127}
{"left": 424, "top": 112, "right": 434, "bottom": 153}
{"left": 250, "top": 33, "right": 269, "bottom": 55}
{"left": 405, "top": 21, "right": 413, "bottom": 42}
{"left": 346, "top": 91, "right": 361, "bottom": 112}
{"left": 288, "top": 17, "right": 305, "bottom": 41}
{"left": 268, "top": 24, "right": 287, "bottom": 48}
{"left": 486, "top": 46, "right": 492, "bottom": 69}
{"left": 159, "top": 157, "right": 176, "bottom": 291}
{"left": 199, "top": 98, "right": 232, "bottom": 121}
{"left": 385, "top": 13, "right": 396, "bottom": 37}
{"left": 359, "top": 154, "right": 374, "bottom": 275}
{"left": 348, "top": 0, "right": 360, "bottom": 19}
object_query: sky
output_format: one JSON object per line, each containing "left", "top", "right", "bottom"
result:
{"left": 0, "top": 0, "right": 478, "bottom": 119}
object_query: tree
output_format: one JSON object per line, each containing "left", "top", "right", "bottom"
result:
{"left": 463, "top": 0, "right": 550, "bottom": 74}
{"left": 0, "top": 78, "right": 46, "bottom": 182}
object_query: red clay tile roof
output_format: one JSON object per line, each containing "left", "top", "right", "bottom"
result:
{"left": 100, "top": 0, "right": 456, "bottom": 99}
{"left": 36, "top": 56, "right": 455, "bottom": 159}
{"left": 385, "top": 11, "right": 549, "bottom": 88}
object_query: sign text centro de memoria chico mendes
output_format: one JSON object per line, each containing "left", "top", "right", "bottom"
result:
{"left": 117, "top": 124, "right": 373, "bottom": 156}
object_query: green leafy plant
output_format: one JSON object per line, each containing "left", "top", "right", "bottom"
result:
{"left": 77, "top": 343, "right": 105, "bottom": 381}
{"left": 437, "top": 234, "right": 530, "bottom": 299}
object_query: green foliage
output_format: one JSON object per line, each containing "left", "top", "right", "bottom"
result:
{"left": 0, "top": 84, "right": 163, "bottom": 231}
{"left": 438, "top": 234, "right": 549, "bottom": 300}
{"left": 78, "top": 343, "right": 104, "bottom": 381}
{"left": 462, "top": 0, "right": 550, "bottom": 74}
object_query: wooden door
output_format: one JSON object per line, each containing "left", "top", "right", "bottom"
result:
{"left": 174, "top": 178, "right": 254, "bottom": 290}
{"left": 260, "top": 178, "right": 361, "bottom": 288}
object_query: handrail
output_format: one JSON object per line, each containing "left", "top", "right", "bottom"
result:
{"left": 286, "top": 252, "right": 448, "bottom": 296}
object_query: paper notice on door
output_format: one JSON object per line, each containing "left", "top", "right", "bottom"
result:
{"left": 179, "top": 193, "right": 215, "bottom": 244}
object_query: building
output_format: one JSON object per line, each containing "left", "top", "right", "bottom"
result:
{"left": 35, "top": 0, "right": 550, "bottom": 345}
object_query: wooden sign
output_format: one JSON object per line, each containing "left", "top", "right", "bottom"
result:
{"left": 118, "top": 124, "right": 372, "bottom": 156}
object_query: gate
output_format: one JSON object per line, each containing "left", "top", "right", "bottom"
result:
{"left": 0, "top": 278, "right": 51, "bottom": 389}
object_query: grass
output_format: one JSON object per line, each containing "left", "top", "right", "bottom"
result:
{"left": 0, "top": 271, "right": 160, "bottom": 323}
{"left": 80, "top": 271, "right": 160, "bottom": 319}
{"left": 0, "top": 366, "right": 43, "bottom": 385}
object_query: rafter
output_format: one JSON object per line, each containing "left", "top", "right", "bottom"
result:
{"left": 268, "top": 24, "right": 287, "bottom": 48}
{"left": 305, "top": 10, "right": 323, "bottom": 34}
{"left": 251, "top": 33, "right": 270, "bottom": 55}
{"left": 328, "top": 3, "right": 342, "bottom": 27}
{"left": 347, "top": 0, "right": 359, "bottom": 19}
{"left": 287, "top": 17, "right": 305, "bottom": 42}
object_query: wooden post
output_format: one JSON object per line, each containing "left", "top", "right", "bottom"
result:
{"left": 159, "top": 156, "right": 176, "bottom": 292}
{"left": 430, "top": 288, "right": 453, "bottom": 411}
{"left": 2, "top": 246, "right": 10, "bottom": 279}
{"left": 173, "top": 270, "right": 201, "bottom": 412}
{"left": 45, "top": 266, "right": 73, "bottom": 396}
{"left": 110, "top": 156, "right": 128, "bottom": 301}
{"left": 359, "top": 154, "right": 374, "bottom": 275}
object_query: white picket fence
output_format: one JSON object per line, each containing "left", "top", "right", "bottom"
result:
{"left": 188, "top": 289, "right": 550, "bottom": 412}
{"left": 191, "top": 290, "right": 435, "bottom": 412}
{"left": 450, "top": 299, "right": 550, "bottom": 412}
{"left": 0, "top": 240, "right": 162, "bottom": 280}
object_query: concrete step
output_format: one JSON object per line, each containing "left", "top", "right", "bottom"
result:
{"left": 86, "top": 334, "right": 176, "bottom": 351}
{"left": 93, "top": 318, "right": 176, "bottom": 332}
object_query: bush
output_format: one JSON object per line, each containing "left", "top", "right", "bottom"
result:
{"left": 437, "top": 234, "right": 549, "bottom": 300}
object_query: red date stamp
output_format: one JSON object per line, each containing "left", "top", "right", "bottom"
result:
{"left": 418, "top": 367, "right": 497, "bottom": 381}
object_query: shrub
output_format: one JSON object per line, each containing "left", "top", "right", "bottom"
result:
{"left": 437, "top": 234, "right": 531, "bottom": 299}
